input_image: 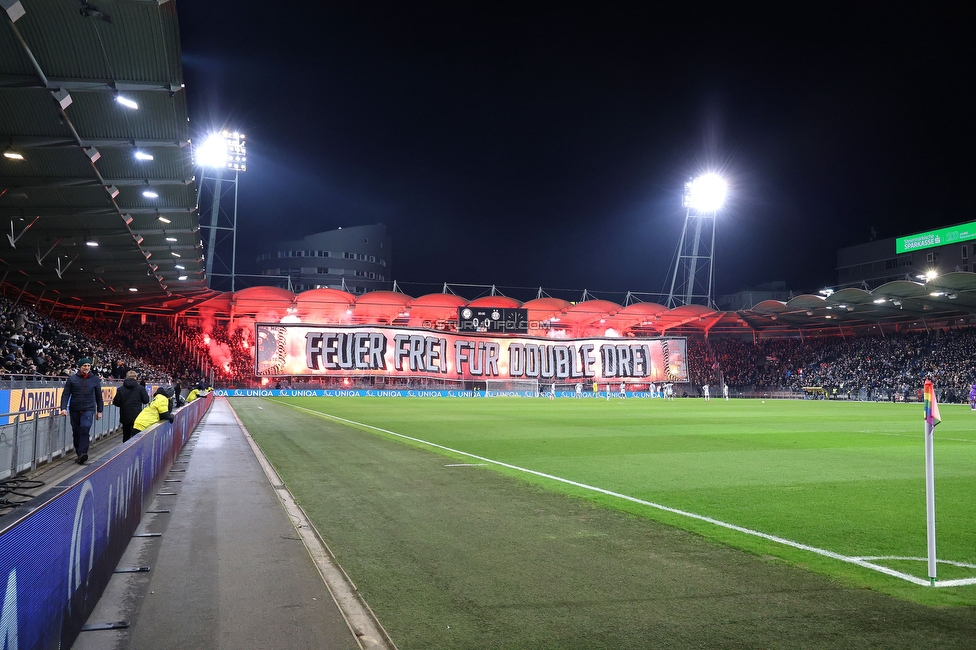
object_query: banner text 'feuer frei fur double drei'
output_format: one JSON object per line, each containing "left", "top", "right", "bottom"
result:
{"left": 255, "top": 324, "right": 688, "bottom": 382}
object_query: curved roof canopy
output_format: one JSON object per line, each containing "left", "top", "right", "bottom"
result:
{"left": 174, "top": 275, "right": 976, "bottom": 337}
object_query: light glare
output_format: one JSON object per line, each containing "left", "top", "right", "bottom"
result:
{"left": 195, "top": 133, "right": 227, "bottom": 168}
{"left": 134, "top": 151, "right": 153, "bottom": 161}
{"left": 116, "top": 95, "right": 138, "bottom": 110}
{"left": 143, "top": 190, "right": 158, "bottom": 199}
{"left": 683, "top": 173, "right": 728, "bottom": 212}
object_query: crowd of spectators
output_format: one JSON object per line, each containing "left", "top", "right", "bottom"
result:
{"left": 8, "top": 290, "right": 976, "bottom": 402}
{"left": 1, "top": 297, "right": 201, "bottom": 385}
{"left": 694, "top": 328, "right": 976, "bottom": 401}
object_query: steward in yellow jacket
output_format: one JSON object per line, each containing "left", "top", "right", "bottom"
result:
{"left": 133, "top": 386, "right": 175, "bottom": 433}
{"left": 186, "top": 383, "right": 212, "bottom": 403}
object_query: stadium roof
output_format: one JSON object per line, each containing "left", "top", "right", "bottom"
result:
{"left": 0, "top": 0, "right": 213, "bottom": 313}
{"left": 179, "top": 275, "right": 976, "bottom": 338}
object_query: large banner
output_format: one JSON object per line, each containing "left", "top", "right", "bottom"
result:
{"left": 255, "top": 324, "right": 688, "bottom": 382}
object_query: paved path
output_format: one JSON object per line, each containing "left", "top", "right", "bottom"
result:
{"left": 73, "top": 399, "right": 362, "bottom": 650}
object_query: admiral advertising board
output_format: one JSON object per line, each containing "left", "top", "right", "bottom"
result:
{"left": 255, "top": 323, "right": 688, "bottom": 382}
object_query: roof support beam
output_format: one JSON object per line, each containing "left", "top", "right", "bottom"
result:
{"left": 0, "top": 74, "right": 183, "bottom": 93}
{"left": 4, "top": 136, "right": 189, "bottom": 148}
{"left": 0, "top": 206, "right": 194, "bottom": 217}
{"left": 1, "top": 177, "right": 193, "bottom": 189}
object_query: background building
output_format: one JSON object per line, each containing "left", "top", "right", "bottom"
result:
{"left": 256, "top": 224, "right": 392, "bottom": 294}
{"left": 837, "top": 220, "right": 976, "bottom": 289}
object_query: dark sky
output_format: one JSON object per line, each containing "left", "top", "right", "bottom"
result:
{"left": 177, "top": 2, "right": 975, "bottom": 300}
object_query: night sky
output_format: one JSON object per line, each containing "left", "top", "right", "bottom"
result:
{"left": 177, "top": 2, "right": 975, "bottom": 301}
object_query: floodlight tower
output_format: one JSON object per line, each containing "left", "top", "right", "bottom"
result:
{"left": 196, "top": 130, "right": 246, "bottom": 291}
{"left": 665, "top": 173, "right": 727, "bottom": 309}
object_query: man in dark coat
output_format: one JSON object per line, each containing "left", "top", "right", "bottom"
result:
{"left": 113, "top": 370, "right": 151, "bottom": 442}
{"left": 59, "top": 357, "right": 104, "bottom": 464}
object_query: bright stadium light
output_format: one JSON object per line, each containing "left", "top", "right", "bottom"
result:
{"left": 115, "top": 95, "right": 138, "bottom": 110}
{"left": 195, "top": 130, "right": 247, "bottom": 172}
{"left": 682, "top": 173, "right": 728, "bottom": 213}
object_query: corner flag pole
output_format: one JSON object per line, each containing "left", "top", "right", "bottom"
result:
{"left": 923, "top": 379, "right": 940, "bottom": 585}
{"left": 925, "top": 415, "right": 936, "bottom": 584}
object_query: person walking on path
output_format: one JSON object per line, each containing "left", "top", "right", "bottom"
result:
{"left": 59, "top": 357, "right": 103, "bottom": 464}
{"left": 113, "top": 370, "right": 151, "bottom": 442}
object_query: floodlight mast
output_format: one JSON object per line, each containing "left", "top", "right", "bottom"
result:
{"left": 665, "top": 174, "right": 727, "bottom": 309}
{"left": 196, "top": 131, "right": 246, "bottom": 291}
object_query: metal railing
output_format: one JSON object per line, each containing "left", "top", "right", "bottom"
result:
{"left": 0, "top": 406, "right": 121, "bottom": 479}
{"left": 0, "top": 375, "right": 80, "bottom": 389}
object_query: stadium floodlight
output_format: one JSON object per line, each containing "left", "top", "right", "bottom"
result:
{"left": 682, "top": 173, "right": 728, "bottom": 213}
{"left": 926, "top": 270, "right": 938, "bottom": 280}
{"left": 143, "top": 189, "right": 158, "bottom": 199}
{"left": 873, "top": 298, "right": 887, "bottom": 304}
{"left": 3, "top": 148, "right": 24, "bottom": 160}
{"left": 115, "top": 95, "right": 138, "bottom": 110}
{"left": 134, "top": 151, "right": 153, "bottom": 161}
{"left": 819, "top": 288, "right": 834, "bottom": 297}
{"left": 195, "top": 130, "right": 247, "bottom": 172}
{"left": 174, "top": 264, "right": 185, "bottom": 269}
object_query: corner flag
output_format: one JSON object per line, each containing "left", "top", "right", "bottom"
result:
{"left": 923, "top": 380, "right": 941, "bottom": 428}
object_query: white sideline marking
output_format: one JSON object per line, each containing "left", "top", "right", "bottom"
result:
{"left": 444, "top": 463, "right": 487, "bottom": 467}
{"left": 275, "top": 400, "right": 976, "bottom": 588}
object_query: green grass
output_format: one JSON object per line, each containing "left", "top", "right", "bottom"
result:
{"left": 230, "top": 396, "right": 976, "bottom": 648}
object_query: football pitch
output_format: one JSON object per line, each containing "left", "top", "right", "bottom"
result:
{"left": 229, "top": 396, "right": 976, "bottom": 648}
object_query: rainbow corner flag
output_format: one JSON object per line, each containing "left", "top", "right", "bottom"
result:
{"left": 923, "top": 380, "right": 942, "bottom": 428}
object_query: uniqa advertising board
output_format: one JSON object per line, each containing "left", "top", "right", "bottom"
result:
{"left": 255, "top": 324, "right": 688, "bottom": 382}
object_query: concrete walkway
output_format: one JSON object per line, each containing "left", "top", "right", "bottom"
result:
{"left": 73, "top": 399, "right": 364, "bottom": 650}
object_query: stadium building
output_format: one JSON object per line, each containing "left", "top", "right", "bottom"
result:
{"left": 255, "top": 223, "right": 391, "bottom": 294}
{"left": 837, "top": 219, "right": 976, "bottom": 289}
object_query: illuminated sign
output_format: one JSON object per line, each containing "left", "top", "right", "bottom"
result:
{"left": 896, "top": 221, "right": 976, "bottom": 254}
{"left": 255, "top": 324, "right": 688, "bottom": 382}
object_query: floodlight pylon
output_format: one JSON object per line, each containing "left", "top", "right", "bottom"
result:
{"left": 665, "top": 175, "right": 726, "bottom": 309}
{"left": 196, "top": 131, "right": 246, "bottom": 291}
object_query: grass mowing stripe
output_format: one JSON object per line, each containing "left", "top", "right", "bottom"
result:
{"left": 273, "top": 398, "right": 976, "bottom": 588}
